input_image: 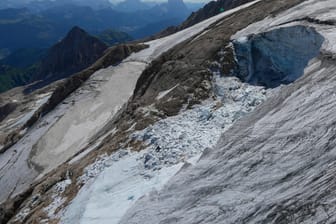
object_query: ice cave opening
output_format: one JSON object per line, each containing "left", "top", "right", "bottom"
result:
{"left": 233, "top": 25, "right": 324, "bottom": 88}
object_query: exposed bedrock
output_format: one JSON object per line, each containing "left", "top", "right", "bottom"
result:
{"left": 233, "top": 25, "right": 324, "bottom": 88}
{"left": 0, "top": 102, "right": 17, "bottom": 123}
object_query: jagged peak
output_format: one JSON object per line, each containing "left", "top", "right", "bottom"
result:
{"left": 65, "top": 26, "right": 88, "bottom": 39}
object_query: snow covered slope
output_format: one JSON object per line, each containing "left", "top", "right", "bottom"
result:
{"left": 117, "top": 1, "right": 336, "bottom": 223}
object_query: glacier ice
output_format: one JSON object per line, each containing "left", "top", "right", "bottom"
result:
{"left": 233, "top": 25, "right": 324, "bottom": 88}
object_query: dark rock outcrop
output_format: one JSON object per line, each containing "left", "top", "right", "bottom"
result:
{"left": 181, "top": 0, "right": 254, "bottom": 29}
{"left": 0, "top": 102, "right": 17, "bottom": 122}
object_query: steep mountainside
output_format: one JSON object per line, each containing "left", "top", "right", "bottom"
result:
{"left": 152, "top": 0, "right": 254, "bottom": 39}
{"left": 1, "top": 0, "right": 336, "bottom": 223}
{"left": 180, "top": 0, "right": 254, "bottom": 28}
{"left": 31, "top": 26, "right": 108, "bottom": 84}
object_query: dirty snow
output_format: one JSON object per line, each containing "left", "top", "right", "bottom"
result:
{"left": 30, "top": 62, "right": 146, "bottom": 176}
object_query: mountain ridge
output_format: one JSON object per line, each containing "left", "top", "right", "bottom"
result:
{"left": 31, "top": 26, "right": 108, "bottom": 84}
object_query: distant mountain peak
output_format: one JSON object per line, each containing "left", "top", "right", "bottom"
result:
{"left": 66, "top": 26, "right": 88, "bottom": 39}
{"left": 68, "top": 26, "right": 85, "bottom": 34}
{"left": 164, "top": 0, "right": 188, "bottom": 17}
{"left": 31, "top": 26, "right": 107, "bottom": 85}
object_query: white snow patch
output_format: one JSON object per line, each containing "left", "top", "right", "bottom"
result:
{"left": 156, "top": 84, "right": 179, "bottom": 100}
{"left": 62, "top": 151, "right": 183, "bottom": 224}
{"left": 236, "top": 36, "right": 249, "bottom": 44}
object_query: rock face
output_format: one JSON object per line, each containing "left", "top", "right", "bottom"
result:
{"left": 153, "top": 0, "right": 255, "bottom": 38}
{"left": 180, "top": 0, "right": 254, "bottom": 29}
{"left": 0, "top": 102, "right": 16, "bottom": 122}
{"left": 31, "top": 26, "right": 108, "bottom": 85}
